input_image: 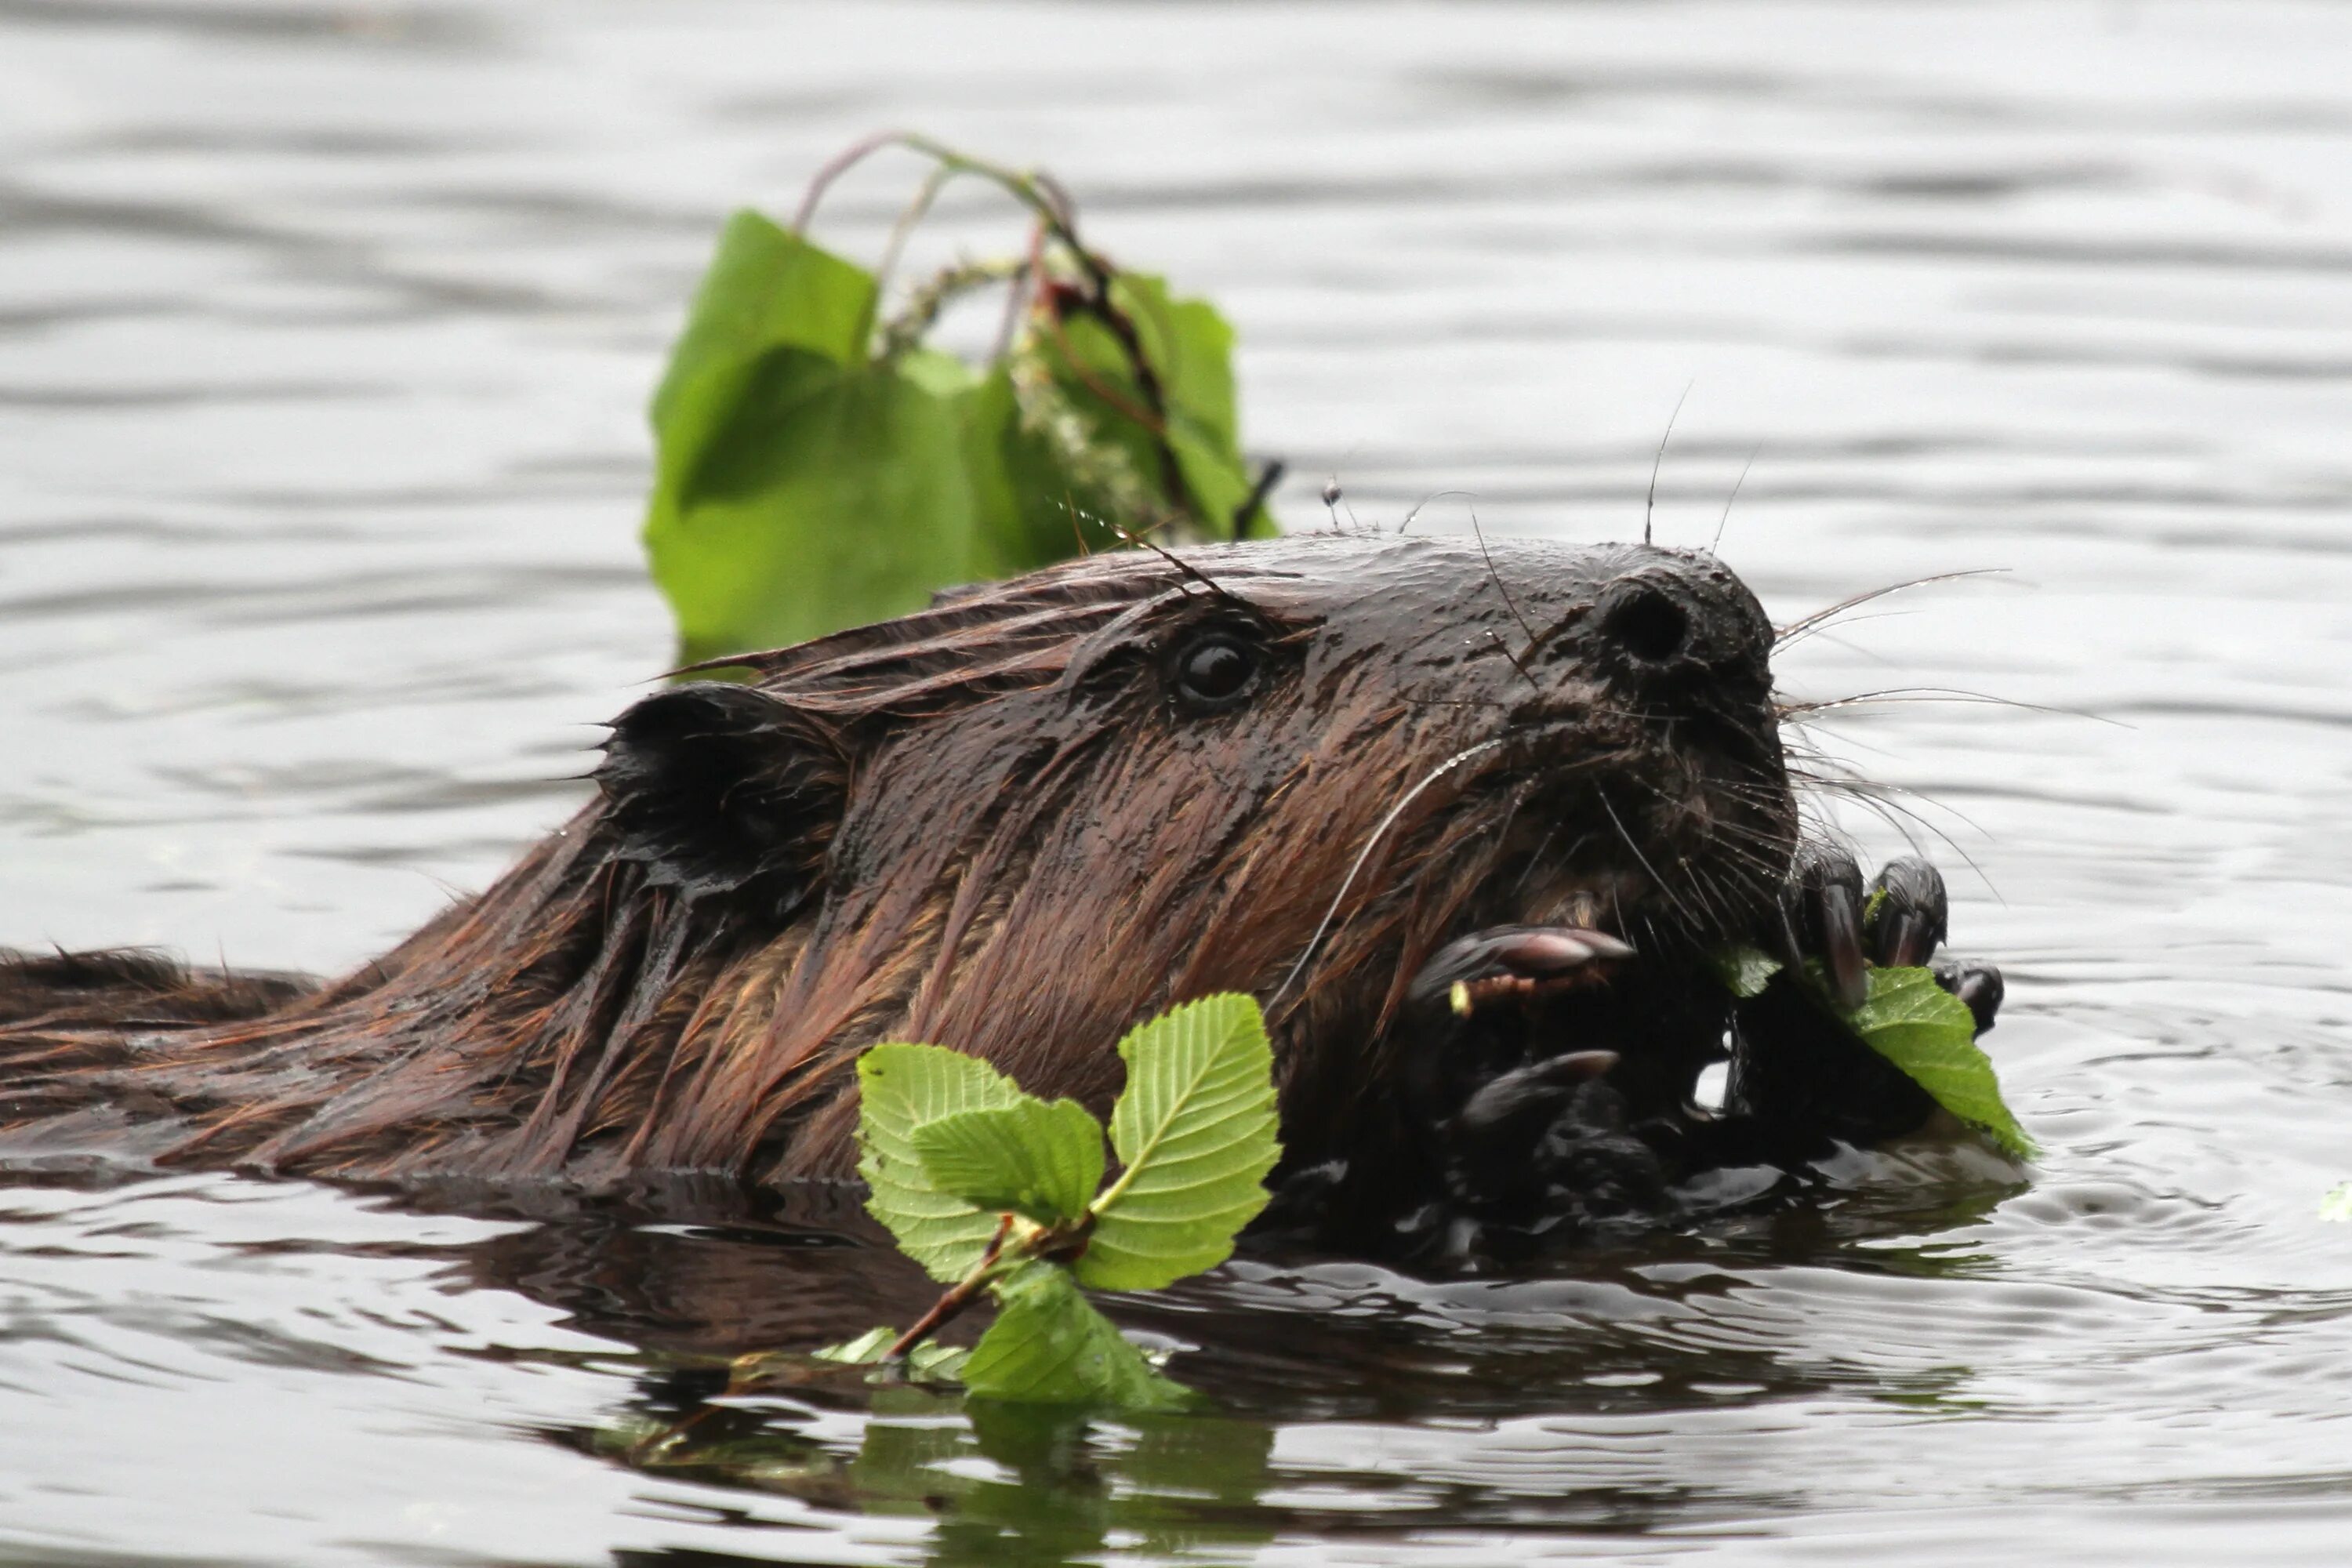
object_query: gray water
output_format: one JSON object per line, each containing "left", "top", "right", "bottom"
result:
{"left": 3, "top": 2, "right": 2350, "bottom": 1563}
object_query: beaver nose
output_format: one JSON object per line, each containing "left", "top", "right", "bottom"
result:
{"left": 1589, "top": 553, "right": 1773, "bottom": 692}
{"left": 1596, "top": 579, "right": 1690, "bottom": 666}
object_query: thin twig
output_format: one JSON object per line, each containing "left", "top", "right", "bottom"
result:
{"left": 794, "top": 131, "right": 1083, "bottom": 254}
{"left": 792, "top": 129, "right": 916, "bottom": 234}
{"left": 992, "top": 218, "right": 1047, "bottom": 361}
{"left": 873, "top": 163, "right": 953, "bottom": 312}
{"left": 791, "top": 132, "right": 1225, "bottom": 538}
{"left": 886, "top": 1214, "right": 1014, "bottom": 1360}
{"left": 1041, "top": 289, "right": 1162, "bottom": 431}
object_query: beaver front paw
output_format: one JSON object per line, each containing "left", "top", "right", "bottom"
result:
{"left": 1727, "top": 845, "right": 2004, "bottom": 1155}
{"left": 1773, "top": 844, "right": 2003, "bottom": 1033}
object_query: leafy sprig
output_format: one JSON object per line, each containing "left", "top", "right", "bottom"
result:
{"left": 837, "top": 993, "right": 1280, "bottom": 1409}
{"left": 642, "top": 136, "right": 1280, "bottom": 665}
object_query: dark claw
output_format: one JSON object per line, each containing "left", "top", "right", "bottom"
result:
{"left": 1451, "top": 1051, "right": 1621, "bottom": 1140}
{"left": 1933, "top": 960, "right": 2004, "bottom": 1035}
{"left": 1780, "top": 844, "right": 1867, "bottom": 1011}
{"left": 1443, "top": 1054, "right": 1630, "bottom": 1215}
{"left": 1864, "top": 857, "right": 1949, "bottom": 969}
{"left": 1254, "top": 1158, "right": 1351, "bottom": 1239}
{"left": 1819, "top": 884, "right": 1867, "bottom": 1011}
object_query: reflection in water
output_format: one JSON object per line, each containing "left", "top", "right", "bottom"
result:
{"left": 5, "top": 0, "right": 2352, "bottom": 1563}
{"left": 438, "top": 1171, "right": 2018, "bottom": 1410}
{"left": 419, "top": 1169, "right": 2016, "bottom": 1558}
{"left": 592, "top": 1399, "right": 1284, "bottom": 1568}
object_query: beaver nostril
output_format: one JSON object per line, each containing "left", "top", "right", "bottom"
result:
{"left": 1600, "top": 583, "right": 1690, "bottom": 665}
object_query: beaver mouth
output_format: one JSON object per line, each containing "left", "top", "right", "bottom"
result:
{"left": 1431, "top": 762, "right": 1785, "bottom": 1126}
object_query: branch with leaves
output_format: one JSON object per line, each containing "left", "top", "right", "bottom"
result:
{"left": 818, "top": 993, "right": 1280, "bottom": 1410}
{"left": 642, "top": 133, "right": 1283, "bottom": 666}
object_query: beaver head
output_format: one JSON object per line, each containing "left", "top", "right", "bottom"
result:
{"left": 14, "top": 534, "right": 1797, "bottom": 1196}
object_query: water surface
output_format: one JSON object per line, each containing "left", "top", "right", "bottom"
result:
{"left": 3, "top": 2, "right": 2350, "bottom": 1563}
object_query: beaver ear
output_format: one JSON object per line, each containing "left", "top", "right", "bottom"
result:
{"left": 594, "top": 682, "right": 848, "bottom": 913}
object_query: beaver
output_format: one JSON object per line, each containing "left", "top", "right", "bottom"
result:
{"left": 0, "top": 534, "right": 2002, "bottom": 1263}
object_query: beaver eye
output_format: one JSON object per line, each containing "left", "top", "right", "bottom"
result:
{"left": 1172, "top": 633, "right": 1259, "bottom": 710}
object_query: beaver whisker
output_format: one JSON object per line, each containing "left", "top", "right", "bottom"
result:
{"left": 1706, "top": 821, "right": 1817, "bottom": 887}
{"left": 1485, "top": 630, "right": 1541, "bottom": 689}
{"left": 1643, "top": 380, "right": 1693, "bottom": 548}
{"left": 1694, "top": 858, "right": 1752, "bottom": 931}
{"left": 1396, "top": 487, "right": 1475, "bottom": 535}
{"left": 1269, "top": 736, "right": 1510, "bottom": 1007}
{"left": 1689, "top": 840, "right": 1762, "bottom": 927}
{"left": 1613, "top": 766, "right": 1784, "bottom": 873}
{"left": 1658, "top": 852, "right": 1728, "bottom": 936}
{"left": 1690, "top": 768, "right": 1814, "bottom": 835}
{"left": 1780, "top": 741, "right": 1994, "bottom": 877}
{"left": 1708, "top": 442, "right": 1762, "bottom": 557}
{"left": 1790, "top": 771, "right": 1998, "bottom": 892}
{"left": 1507, "top": 824, "right": 1568, "bottom": 900}
{"left": 1594, "top": 786, "right": 1703, "bottom": 933}
{"left": 1773, "top": 569, "right": 2006, "bottom": 650}
{"left": 1780, "top": 686, "right": 2101, "bottom": 724}
{"left": 1777, "top": 722, "right": 1970, "bottom": 818}
{"left": 1673, "top": 817, "right": 1787, "bottom": 891}
{"left": 1467, "top": 506, "right": 1541, "bottom": 656}
{"left": 1631, "top": 779, "right": 1793, "bottom": 924}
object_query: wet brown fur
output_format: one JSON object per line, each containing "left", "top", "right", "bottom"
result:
{"left": 0, "top": 535, "right": 1798, "bottom": 1192}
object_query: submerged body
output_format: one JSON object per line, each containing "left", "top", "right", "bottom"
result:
{"left": 0, "top": 535, "right": 2000, "bottom": 1262}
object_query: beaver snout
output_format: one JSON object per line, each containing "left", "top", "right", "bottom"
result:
{"left": 1588, "top": 553, "right": 1774, "bottom": 698}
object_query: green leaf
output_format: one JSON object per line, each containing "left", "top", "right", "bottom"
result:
{"left": 644, "top": 216, "right": 874, "bottom": 614}
{"left": 956, "top": 361, "right": 1111, "bottom": 575}
{"left": 894, "top": 344, "right": 978, "bottom": 399}
{"left": 1845, "top": 967, "right": 2038, "bottom": 1160}
{"left": 903, "top": 1340, "right": 971, "bottom": 1381}
{"left": 1710, "top": 943, "right": 1784, "bottom": 1000}
{"left": 1080, "top": 994, "right": 1279, "bottom": 1291}
{"left": 962, "top": 1261, "right": 1193, "bottom": 1410}
{"left": 646, "top": 351, "right": 986, "bottom": 663}
{"left": 855, "top": 1043, "right": 1029, "bottom": 1281}
{"left": 1119, "top": 273, "right": 1267, "bottom": 536}
{"left": 909, "top": 1099, "right": 1107, "bottom": 1228}
{"left": 643, "top": 212, "right": 1006, "bottom": 663}
{"left": 653, "top": 211, "right": 874, "bottom": 419}
{"left": 2322, "top": 1184, "right": 2352, "bottom": 1223}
